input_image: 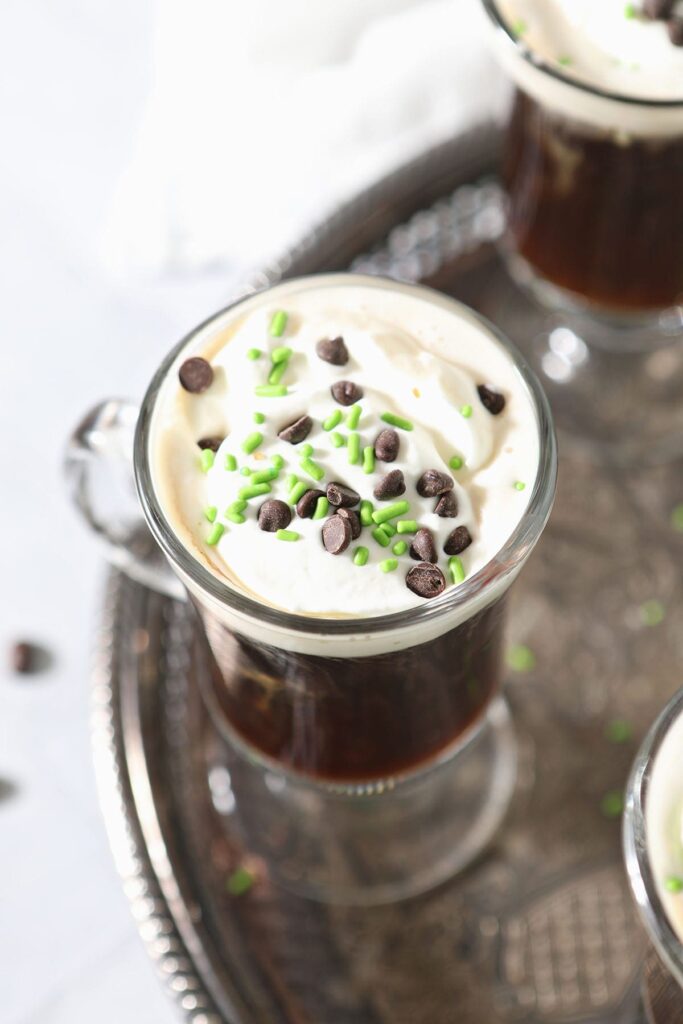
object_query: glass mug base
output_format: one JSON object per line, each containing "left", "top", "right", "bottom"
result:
{"left": 206, "top": 694, "right": 517, "bottom": 905}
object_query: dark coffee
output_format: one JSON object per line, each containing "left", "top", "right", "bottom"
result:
{"left": 503, "top": 89, "right": 683, "bottom": 314}
{"left": 198, "top": 597, "right": 506, "bottom": 783}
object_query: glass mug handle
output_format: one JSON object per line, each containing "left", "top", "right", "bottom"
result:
{"left": 64, "top": 398, "right": 184, "bottom": 600}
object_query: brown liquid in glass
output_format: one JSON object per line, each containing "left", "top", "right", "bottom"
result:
{"left": 503, "top": 89, "right": 683, "bottom": 313}
{"left": 198, "top": 596, "right": 506, "bottom": 783}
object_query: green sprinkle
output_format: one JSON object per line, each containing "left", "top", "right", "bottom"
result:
{"left": 514, "top": 481, "right": 526, "bottom": 492}
{"left": 240, "top": 466, "right": 252, "bottom": 477}
{"left": 276, "top": 529, "right": 300, "bottom": 542}
{"left": 206, "top": 523, "right": 224, "bottom": 546}
{"left": 671, "top": 504, "right": 683, "bottom": 531}
{"left": 271, "top": 454, "right": 285, "bottom": 470}
{"left": 269, "top": 310, "right": 288, "bottom": 338}
{"left": 224, "top": 453, "right": 237, "bottom": 472}
{"left": 288, "top": 481, "right": 308, "bottom": 505}
{"left": 360, "top": 500, "right": 374, "bottom": 527}
{"left": 226, "top": 866, "right": 254, "bottom": 896}
{"left": 449, "top": 455, "right": 464, "bottom": 471}
{"left": 448, "top": 556, "right": 466, "bottom": 584}
{"left": 380, "top": 523, "right": 396, "bottom": 538}
{"left": 330, "top": 432, "right": 346, "bottom": 448}
{"left": 460, "top": 404, "right": 473, "bottom": 419}
{"left": 372, "top": 501, "right": 410, "bottom": 525}
{"left": 268, "top": 361, "right": 288, "bottom": 386}
{"left": 641, "top": 599, "right": 665, "bottom": 627}
{"left": 605, "top": 718, "right": 633, "bottom": 744}
{"left": 285, "top": 473, "right": 298, "bottom": 490}
{"left": 299, "top": 442, "right": 313, "bottom": 458}
{"left": 253, "top": 411, "right": 266, "bottom": 424}
{"left": 247, "top": 348, "right": 262, "bottom": 361}
{"left": 323, "top": 409, "right": 342, "bottom": 431}
{"left": 225, "top": 510, "right": 246, "bottom": 525}
{"left": 300, "top": 457, "right": 325, "bottom": 482}
{"left": 558, "top": 54, "right": 572, "bottom": 66}
{"left": 346, "top": 404, "right": 362, "bottom": 430}
{"left": 512, "top": 17, "right": 527, "bottom": 37}
{"left": 381, "top": 412, "right": 413, "bottom": 431}
{"left": 396, "top": 519, "right": 418, "bottom": 535}
{"left": 665, "top": 876, "right": 683, "bottom": 894}
{"left": 353, "top": 546, "right": 369, "bottom": 566}
{"left": 254, "top": 384, "right": 288, "bottom": 397}
{"left": 251, "top": 468, "right": 278, "bottom": 484}
{"left": 271, "top": 345, "right": 292, "bottom": 364}
{"left": 379, "top": 558, "right": 399, "bottom": 574}
{"left": 392, "top": 540, "right": 408, "bottom": 556}
{"left": 238, "top": 482, "right": 271, "bottom": 501}
{"left": 242, "top": 431, "right": 263, "bottom": 454}
{"left": 372, "top": 527, "right": 392, "bottom": 548}
{"left": 624, "top": 2, "right": 636, "bottom": 17}
{"left": 363, "top": 446, "right": 375, "bottom": 475}
{"left": 506, "top": 644, "right": 536, "bottom": 673}
{"left": 347, "top": 432, "right": 361, "bottom": 465}
{"left": 312, "top": 496, "right": 329, "bottom": 520}
{"left": 227, "top": 499, "right": 247, "bottom": 514}
{"left": 600, "top": 790, "right": 624, "bottom": 819}
{"left": 204, "top": 506, "right": 217, "bottom": 523}
{"left": 200, "top": 449, "right": 215, "bottom": 473}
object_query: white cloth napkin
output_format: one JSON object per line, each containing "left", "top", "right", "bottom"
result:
{"left": 102, "top": 0, "right": 504, "bottom": 278}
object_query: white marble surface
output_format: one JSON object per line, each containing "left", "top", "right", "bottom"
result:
{"left": 0, "top": 2, "right": 242, "bottom": 1020}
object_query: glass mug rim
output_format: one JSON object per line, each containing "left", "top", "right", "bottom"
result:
{"left": 623, "top": 685, "right": 683, "bottom": 989}
{"left": 480, "top": 0, "right": 683, "bottom": 111}
{"left": 134, "top": 273, "right": 557, "bottom": 641}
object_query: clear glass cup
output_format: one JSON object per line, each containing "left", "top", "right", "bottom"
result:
{"left": 624, "top": 686, "right": 683, "bottom": 999}
{"left": 481, "top": 0, "right": 683, "bottom": 464}
{"left": 66, "top": 273, "right": 557, "bottom": 903}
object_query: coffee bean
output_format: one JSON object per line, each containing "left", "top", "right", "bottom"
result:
{"left": 258, "top": 499, "right": 292, "bottom": 532}
{"left": 444, "top": 526, "right": 472, "bottom": 556}
{"left": 477, "top": 384, "right": 506, "bottom": 415}
{"left": 316, "top": 336, "right": 349, "bottom": 366}
{"left": 416, "top": 469, "right": 453, "bottom": 498}
{"left": 406, "top": 563, "right": 446, "bottom": 599}
{"left": 374, "top": 428, "right": 400, "bottom": 462}
{"left": 197, "top": 436, "right": 224, "bottom": 452}
{"left": 374, "top": 469, "right": 406, "bottom": 501}
{"left": 336, "top": 508, "right": 361, "bottom": 540}
{"left": 296, "top": 488, "right": 325, "bottom": 519}
{"left": 668, "top": 16, "right": 683, "bottom": 43}
{"left": 278, "top": 415, "right": 313, "bottom": 444}
{"left": 11, "top": 642, "right": 34, "bottom": 674}
{"left": 331, "top": 381, "right": 363, "bottom": 406}
{"left": 322, "top": 514, "right": 352, "bottom": 555}
{"left": 179, "top": 357, "right": 213, "bottom": 393}
{"left": 409, "top": 527, "right": 437, "bottom": 563}
{"left": 434, "top": 491, "right": 459, "bottom": 518}
{"left": 326, "top": 482, "right": 360, "bottom": 508}
{"left": 644, "top": 0, "right": 673, "bottom": 17}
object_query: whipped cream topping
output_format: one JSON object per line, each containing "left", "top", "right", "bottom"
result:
{"left": 150, "top": 276, "right": 539, "bottom": 619}
{"left": 489, "top": 0, "right": 683, "bottom": 135}
{"left": 647, "top": 708, "right": 683, "bottom": 943}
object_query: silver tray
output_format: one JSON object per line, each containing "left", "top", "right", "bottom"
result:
{"left": 91, "top": 124, "right": 683, "bottom": 1023}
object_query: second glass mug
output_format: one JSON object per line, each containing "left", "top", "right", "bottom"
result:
{"left": 67, "top": 274, "right": 557, "bottom": 903}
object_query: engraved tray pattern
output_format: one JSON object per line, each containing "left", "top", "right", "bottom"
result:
{"left": 91, "top": 124, "right": 683, "bottom": 1023}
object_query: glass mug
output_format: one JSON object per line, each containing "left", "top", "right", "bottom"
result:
{"left": 67, "top": 273, "right": 557, "bottom": 903}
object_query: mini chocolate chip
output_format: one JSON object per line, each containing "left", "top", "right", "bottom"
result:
{"left": 258, "top": 499, "right": 292, "bottom": 532}
{"left": 374, "top": 428, "right": 400, "bottom": 462}
{"left": 327, "top": 482, "right": 360, "bottom": 508}
{"left": 11, "top": 642, "right": 34, "bottom": 674}
{"left": 668, "top": 16, "right": 683, "bottom": 44}
{"left": 406, "top": 563, "right": 447, "bottom": 599}
{"left": 434, "top": 491, "right": 459, "bottom": 518}
{"left": 322, "top": 514, "right": 352, "bottom": 555}
{"left": 477, "top": 384, "right": 506, "bottom": 415}
{"left": 336, "top": 508, "right": 361, "bottom": 540}
{"left": 316, "top": 336, "right": 349, "bottom": 366}
{"left": 278, "top": 415, "right": 313, "bottom": 445}
{"left": 331, "top": 380, "right": 363, "bottom": 406}
{"left": 644, "top": 0, "right": 673, "bottom": 17}
{"left": 444, "top": 526, "right": 472, "bottom": 556}
{"left": 416, "top": 469, "right": 454, "bottom": 498}
{"left": 410, "top": 528, "right": 437, "bottom": 563}
{"left": 374, "top": 469, "right": 406, "bottom": 501}
{"left": 296, "top": 488, "right": 325, "bottom": 519}
{"left": 197, "top": 436, "right": 224, "bottom": 452}
{"left": 179, "top": 357, "right": 213, "bottom": 393}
